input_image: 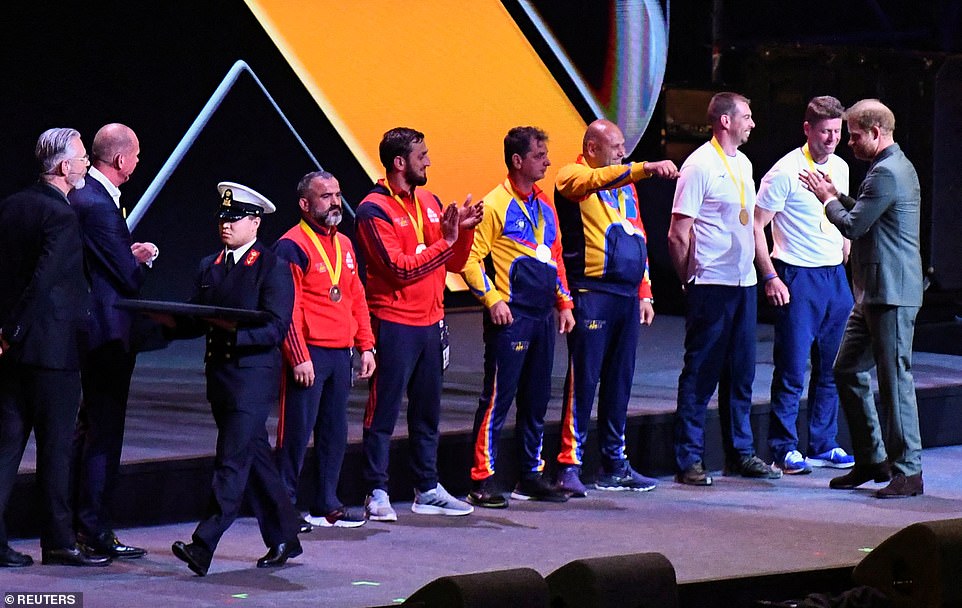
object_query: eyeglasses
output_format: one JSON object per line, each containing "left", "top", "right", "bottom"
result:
{"left": 69, "top": 154, "right": 90, "bottom": 166}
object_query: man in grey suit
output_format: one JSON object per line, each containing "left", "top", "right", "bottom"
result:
{"left": 800, "top": 98, "right": 923, "bottom": 498}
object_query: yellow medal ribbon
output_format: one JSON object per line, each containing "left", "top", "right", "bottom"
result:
{"left": 504, "top": 182, "right": 545, "bottom": 249}
{"left": 299, "top": 220, "right": 342, "bottom": 287}
{"left": 801, "top": 143, "right": 831, "bottom": 178}
{"left": 385, "top": 181, "right": 425, "bottom": 244}
{"left": 802, "top": 144, "right": 833, "bottom": 230}
{"left": 710, "top": 136, "right": 747, "bottom": 224}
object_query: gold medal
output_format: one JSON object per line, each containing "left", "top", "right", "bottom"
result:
{"left": 739, "top": 208, "right": 749, "bottom": 226}
{"left": 329, "top": 285, "right": 342, "bottom": 302}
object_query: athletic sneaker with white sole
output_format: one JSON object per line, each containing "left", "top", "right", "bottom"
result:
{"left": 365, "top": 489, "right": 398, "bottom": 522}
{"left": 778, "top": 450, "right": 813, "bottom": 475}
{"left": 805, "top": 447, "right": 855, "bottom": 469}
{"left": 304, "top": 506, "right": 367, "bottom": 528}
{"left": 411, "top": 483, "right": 474, "bottom": 516}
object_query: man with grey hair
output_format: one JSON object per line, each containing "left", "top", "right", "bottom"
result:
{"left": 800, "top": 99, "right": 924, "bottom": 498}
{"left": 272, "top": 170, "right": 375, "bottom": 529}
{"left": 0, "top": 128, "right": 110, "bottom": 567}
{"left": 70, "top": 123, "right": 157, "bottom": 559}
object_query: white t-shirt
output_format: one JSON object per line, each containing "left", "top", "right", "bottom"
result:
{"left": 672, "top": 140, "right": 757, "bottom": 286}
{"left": 756, "top": 147, "right": 849, "bottom": 267}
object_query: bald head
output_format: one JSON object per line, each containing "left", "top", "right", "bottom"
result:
{"left": 582, "top": 119, "right": 627, "bottom": 168}
{"left": 90, "top": 123, "right": 140, "bottom": 186}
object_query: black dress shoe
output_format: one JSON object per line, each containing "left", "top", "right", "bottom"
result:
{"left": 42, "top": 545, "right": 111, "bottom": 567}
{"left": 0, "top": 544, "right": 33, "bottom": 567}
{"left": 876, "top": 472, "right": 923, "bottom": 498}
{"left": 256, "top": 539, "right": 302, "bottom": 568}
{"left": 171, "top": 541, "right": 212, "bottom": 576}
{"left": 299, "top": 521, "right": 313, "bottom": 534}
{"left": 78, "top": 531, "right": 147, "bottom": 559}
{"left": 829, "top": 461, "right": 891, "bottom": 489}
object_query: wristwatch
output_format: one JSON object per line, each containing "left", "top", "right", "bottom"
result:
{"left": 641, "top": 298, "right": 654, "bottom": 304}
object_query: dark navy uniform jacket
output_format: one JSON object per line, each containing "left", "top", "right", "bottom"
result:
{"left": 180, "top": 240, "right": 294, "bottom": 406}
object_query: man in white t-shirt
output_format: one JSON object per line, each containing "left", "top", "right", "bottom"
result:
{"left": 668, "top": 91, "right": 780, "bottom": 486}
{"left": 754, "top": 96, "right": 855, "bottom": 475}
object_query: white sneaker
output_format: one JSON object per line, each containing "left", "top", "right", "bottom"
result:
{"left": 411, "top": 483, "right": 474, "bottom": 516}
{"left": 364, "top": 489, "right": 398, "bottom": 522}
{"left": 304, "top": 506, "right": 367, "bottom": 528}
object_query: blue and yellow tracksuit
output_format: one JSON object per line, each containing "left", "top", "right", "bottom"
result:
{"left": 553, "top": 156, "right": 654, "bottom": 473}
{"left": 461, "top": 178, "right": 573, "bottom": 481}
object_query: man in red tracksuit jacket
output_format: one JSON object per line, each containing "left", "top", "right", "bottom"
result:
{"left": 273, "top": 171, "right": 375, "bottom": 530}
{"left": 355, "top": 127, "right": 483, "bottom": 521}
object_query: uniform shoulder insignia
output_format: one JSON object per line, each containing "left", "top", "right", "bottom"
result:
{"left": 245, "top": 249, "right": 261, "bottom": 266}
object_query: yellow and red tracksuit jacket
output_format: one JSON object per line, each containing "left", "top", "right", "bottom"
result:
{"left": 356, "top": 179, "right": 474, "bottom": 326}
{"left": 461, "top": 178, "right": 573, "bottom": 314}
{"left": 554, "top": 155, "right": 654, "bottom": 299}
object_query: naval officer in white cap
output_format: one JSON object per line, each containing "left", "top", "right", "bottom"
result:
{"left": 170, "top": 182, "right": 302, "bottom": 575}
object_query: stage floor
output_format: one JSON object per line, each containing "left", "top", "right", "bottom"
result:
{"left": 17, "top": 312, "right": 962, "bottom": 471}
{"left": 5, "top": 445, "right": 962, "bottom": 607}
{"left": 9, "top": 311, "right": 962, "bottom": 606}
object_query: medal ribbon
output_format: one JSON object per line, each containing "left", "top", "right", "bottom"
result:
{"left": 710, "top": 136, "right": 746, "bottom": 218}
{"left": 385, "top": 181, "right": 425, "bottom": 244}
{"left": 300, "top": 220, "right": 342, "bottom": 287}
{"left": 802, "top": 143, "right": 832, "bottom": 221}
{"left": 504, "top": 182, "right": 544, "bottom": 253}
{"left": 598, "top": 186, "right": 633, "bottom": 230}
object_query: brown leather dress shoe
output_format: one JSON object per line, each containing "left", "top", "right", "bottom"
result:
{"left": 876, "top": 472, "right": 923, "bottom": 498}
{"left": 256, "top": 539, "right": 302, "bottom": 568}
{"left": 828, "top": 461, "right": 891, "bottom": 489}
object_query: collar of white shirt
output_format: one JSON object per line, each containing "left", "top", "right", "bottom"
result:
{"left": 226, "top": 239, "right": 257, "bottom": 265}
{"left": 87, "top": 166, "right": 122, "bottom": 209}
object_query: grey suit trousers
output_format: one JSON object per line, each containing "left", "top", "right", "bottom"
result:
{"left": 833, "top": 302, "right": 922, "bottom": 475}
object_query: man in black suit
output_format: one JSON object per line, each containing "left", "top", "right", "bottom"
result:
{"left": 70, "top": 123, "right": 157, "bottom": 559}
{"left": 0, "top": 128, "right": 111, "bottom": 568}
{"left": 169, "top": 182, "right": 301, "bottom": 576}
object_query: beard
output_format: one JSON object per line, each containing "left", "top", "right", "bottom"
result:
{"left": 404, "top": 165, "right": 428, "bottom": 187}
{"left": 323, "top": 207, "right": 343, "bottom": 227}
{"left": 312, "top": 206, "right": 342, "bottom": 227}
{"left": 69, "top": 175, "right": 86, "bottom": 190}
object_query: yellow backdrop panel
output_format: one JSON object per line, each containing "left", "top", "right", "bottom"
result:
{"left": 247, "top": 0, "right": 587, "bottom": 206}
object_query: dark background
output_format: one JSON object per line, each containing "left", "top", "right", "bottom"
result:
{"left": 2, "top": 1, "right": 961, "bottom": 312}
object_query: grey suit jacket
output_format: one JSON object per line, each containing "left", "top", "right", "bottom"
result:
{"left": 825, "top": 143, "right": 922, "bottom": 306}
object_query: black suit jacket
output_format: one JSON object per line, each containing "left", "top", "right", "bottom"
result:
{"left": 69, "top": 176, "right": 146, "bottom": 351}
{"left": 0, "top": 182, "right": 91, "bottom": 369}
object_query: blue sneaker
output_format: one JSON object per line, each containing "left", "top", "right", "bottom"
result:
{"left": 806, "top": 448, "right": 855, "bottom": 469}
{"left": 595, "top": 465, "right": 657, "bottom": 492}
{"left": 778, "top": 450, "right": 812, "bottom": 475}
{"left": 556, "top": 466, "right": 588, "bottom": 497}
